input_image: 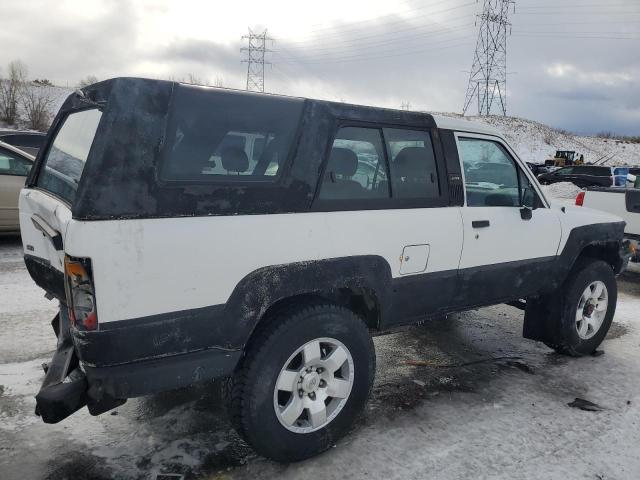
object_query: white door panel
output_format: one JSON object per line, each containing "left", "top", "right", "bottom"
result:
{"left": 455, "top": 132, "right": 562, "bottom": 270}
{"left": 459, "top": 206, "right": 561, "bottom": 268}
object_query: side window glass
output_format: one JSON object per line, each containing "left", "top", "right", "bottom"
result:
{"left": 459, "top": 138, "right": 520, "bottom": 207}
{"left": 318, "top": 127, "right": 389, "bottom": 200}
{"left": 383, "top": 128, "right": 440, "bottom": 199}
{"left": 0, "top": 151, "right": 32, "bottom": 176}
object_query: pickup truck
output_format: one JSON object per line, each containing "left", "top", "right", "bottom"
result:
{"left": 577, "top": 187, "right": 640, "bottom": 261}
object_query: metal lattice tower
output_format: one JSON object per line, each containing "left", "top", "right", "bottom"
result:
{"left": 462, "top": 0, "right": 515, "bottom": 116}
{"left": 241, "top": 28, "right": 273, "bottom": 93}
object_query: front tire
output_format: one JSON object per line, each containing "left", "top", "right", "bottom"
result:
{"left": 226, "top": 303, "right": 375, "bottom": 462}
{"left": 546, "top": 259, "right": 617, "bottom": 356}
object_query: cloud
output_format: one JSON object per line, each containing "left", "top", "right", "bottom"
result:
{"left": 0, "top": 0, "right": 638, "bottom": 134}
{"left": 545, "top": 62, "right": 633, "bottom": 87}
{"left": 157, "top": 39, "right": 239, "bottom": 66}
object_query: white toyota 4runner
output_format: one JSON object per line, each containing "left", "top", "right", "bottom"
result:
{"left": 20, "top": 78, "right": 629, "bottom": 462}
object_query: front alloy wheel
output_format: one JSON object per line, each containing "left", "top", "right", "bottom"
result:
{"left": 575, "top": 281, "right": 608, "bottom": 340}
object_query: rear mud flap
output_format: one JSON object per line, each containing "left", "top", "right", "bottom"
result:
{"left": 35, "top": 310, "right": 88, "bottom": 423}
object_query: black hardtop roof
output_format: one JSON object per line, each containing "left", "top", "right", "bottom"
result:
{"left": 81, "top": 76, "right": 435, "bottom": 127}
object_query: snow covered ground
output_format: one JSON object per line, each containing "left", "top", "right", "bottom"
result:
{"left": 1, "top": 183, "right": 639, "bottom": 479}
{"left": 1, "top": 233, "right": 640, "bottom": 478}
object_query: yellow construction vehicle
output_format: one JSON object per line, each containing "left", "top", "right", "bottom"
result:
{"left": 545, "top": 150, "right": 584, "bottom": 167}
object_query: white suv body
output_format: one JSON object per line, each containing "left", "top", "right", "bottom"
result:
{"left": 19, "top": 78, "right": 628, "bottom": 461}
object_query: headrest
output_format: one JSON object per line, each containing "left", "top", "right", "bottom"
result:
{"left": 327, "top": 147, "right": 358, "bottom": 177}
{"left": 394, "top": 147, "right": 428, "bottom": 176}
{"left": 221, "top": 146, "right": 249, "bottom": 173}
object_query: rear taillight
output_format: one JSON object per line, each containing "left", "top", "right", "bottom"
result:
{"left": 575, "top": 191, "right": 585, "bottom": 206}
{"left": 64, "top": 255, "right": 98, "bottom": 331}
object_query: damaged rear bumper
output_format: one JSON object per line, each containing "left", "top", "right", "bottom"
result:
{"left": 36, "top": 309, "right": 125, "bottom": 423}
{"left": 35, "top": 311, "right": 87, "bottom": 423}
{"left": 36, "top": 306, "right": 242, "bottom": 423}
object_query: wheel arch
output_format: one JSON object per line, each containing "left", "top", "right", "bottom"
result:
{"left": 558, "top": 222, "right": 627, "bottom": 277}
{"left": 222, "top": 256, "right": 393, "bottom": 351}
{"left": 572, "top": 243, "right": 625, "bottom": 274}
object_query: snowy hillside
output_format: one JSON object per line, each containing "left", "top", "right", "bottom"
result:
{"left": 432, "top": 112, "right": 640, "bottom": 167}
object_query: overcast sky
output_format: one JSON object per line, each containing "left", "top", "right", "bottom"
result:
{"left": 1, "top": 0, "right": 638, "bottom": 134}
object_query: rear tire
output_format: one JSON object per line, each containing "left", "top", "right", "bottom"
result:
{"left": 226, "top": 303, "right": 375, "bottom": 462}
{"left": 545, "top": 259, "right": 617, "bottom": 356}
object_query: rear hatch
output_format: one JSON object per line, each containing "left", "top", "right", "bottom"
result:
{"left": 20, "top": 106, "right": 103, "bottom": 300}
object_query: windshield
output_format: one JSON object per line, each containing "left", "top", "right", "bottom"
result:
{"left": 37, "top": 108, "right": 103, "bottom": 204}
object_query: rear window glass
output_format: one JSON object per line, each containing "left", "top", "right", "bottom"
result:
{"left": 37, "top": 108, "right": 102, "bottom": 204}
{"left": 160, "top": 84, "right": 304, "bottom": 182}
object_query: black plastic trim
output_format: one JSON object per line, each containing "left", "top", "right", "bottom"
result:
{"left": 24, "top": 254, "right": 65, "bottom": 302}
{"left": 83, "top": 348, "right": 241, "bottom": 399}
{"left": 439, "top": 129, "right": 464, "bottom": 206}
{"left": 72, "top": 304, "right": 231, "bottom": 367}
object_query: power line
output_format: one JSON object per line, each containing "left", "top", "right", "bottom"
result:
{"left": 277, "top": 36, "right": 475, "bottom": 65}
{"left": 279, "top": 27, "right": 475, "bottom": 60}
{"left": 517, "top": 3, "right": 638, "bottom": 8}
{"left": 241, "top": 28, "right": 273, "bottom": 93}
{"left": 304, "top": 0, "right": 459, "bottom": 34}
{"left": 515, "top": 11, "right": 640, "bottom": 15}
{"left": 514, "top": 20, "right": 640, "bottom": 25}
{"left": 282, "top": 1, "right": 477, "bottom": 45}
{"left": 281, "top": 20, "right": 475, "bottom": 56}
{"left": 463, "top": 0, "right": 515, "bottom": 116}
{"left": 513, "top": 33, "right": 637, "bottom": 40}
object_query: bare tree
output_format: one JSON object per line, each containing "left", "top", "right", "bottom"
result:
{"left": 22, "top": 84, "right": 54, "bottom": 131}
{"left": 0, "top": 60, "right": 27, "bottom": 125}
{"left": 78, "top": 75, "right": 99, "bottom": 88}
{"left": 187, "top": 73, "right": 208, "bottom": 85}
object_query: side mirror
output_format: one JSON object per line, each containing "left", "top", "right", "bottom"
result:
{"left": 520, "top": 207, "right": 533, "bottom": 220}
{"left": 626, "top": 188, "right": 640, "bottom": 214}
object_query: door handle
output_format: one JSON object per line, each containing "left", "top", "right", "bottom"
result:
{"left": 31, "top": 214, "right": 63, "bottom": 251}
{"left": 472, "top": 220, "right": 490, "bottom": 228}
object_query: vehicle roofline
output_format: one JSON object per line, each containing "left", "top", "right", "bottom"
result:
{"left": 84, "top": 76, "right": 441, "bottom": 119}
{"left": 430, "top": 115, "right": 502, "bottom": 136}
{"left": 0, "top": 140, "right": 35, "bottom": 161}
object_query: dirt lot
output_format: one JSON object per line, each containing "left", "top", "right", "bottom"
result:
{"left": 1, "top": 235, "right": 639, "bottom": 480}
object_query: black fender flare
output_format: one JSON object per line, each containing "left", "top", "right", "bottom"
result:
{"left": 523, "top": 221, "right": 625, "bottom": 342}
{"left": 222, "top": 255, "right": 393, "bottom": 348}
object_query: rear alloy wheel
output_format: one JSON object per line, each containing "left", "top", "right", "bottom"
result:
{"left": 274, "top": 338, "right": 354, "bottom": 433}
{"left": 226, "top": 303, "right": 375, "bottom": 462}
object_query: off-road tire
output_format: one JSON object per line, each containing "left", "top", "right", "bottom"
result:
{"left": 225, "top": 303, "right": 375, "bottom": 462}
{"left": 545, "top": 258, "right": 617, "bottom": 356}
